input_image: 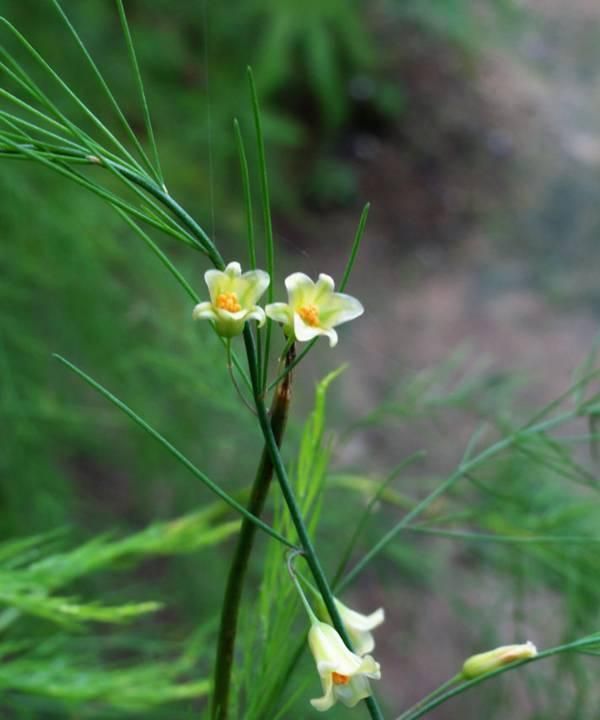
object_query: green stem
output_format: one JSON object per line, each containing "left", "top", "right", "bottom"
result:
{"left": 242, "top": 328, "right": 385, "bottom": 720}
{"left": 211, "top": 344, "right": 296, "bottom": 720}
{"left": 288, "top": 550, "right": 320, "bottom": 623}
{"left": 394, "top": 652, "right": 547, "bottom": 720}
{"left": 267, "top": 338, "right": 318, "bottom": 392}
{"left": 391, "top": 634, "right": 600, "bottom": 720}
{"left": 99, "top": 156, "right": 222, "bottom": 266}
{"left": 0, "top": 142, "right": 222, "bottom": 266}
{"left": 395, "top": 675, "right": 460, "bottom": 720}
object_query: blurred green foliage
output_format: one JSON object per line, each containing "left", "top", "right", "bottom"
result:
{"left": 0, "top": 0, "right": 520, "bottom": 542}
{"left": 0, "top": 503, "right": 239, "bottom": 717}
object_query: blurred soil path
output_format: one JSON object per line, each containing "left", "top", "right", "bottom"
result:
{"left": 298, "top": 0, "right": 600, "bottom": 416}
{"left": 291, "top": 3, "right": 600, "bottom": 715}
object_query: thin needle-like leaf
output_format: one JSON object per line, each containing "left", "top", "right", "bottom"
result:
{"left": 114, "top": 0, "right": 163, "bottom": 185}
{"left": 50, "top": 0, "right": 159, "bottom": 182}
{"left": 0, "top": 47, "right": 137, "bottom": 171}
{"left": 267, "top": 339, "right": 318, "bottom": 392}
{"left": 0, "top": 18, "right": 145, "bottom": 173}
{"left": 115, "top": 209, "right": 199, "bottom": 302}
{"left": 233, "top": 117, "right": 263, "bottom": 381}
{"left": 98, "top": 154, "right": 203, "bottom": 249}
{"left": 333, "top": 450, "right": 426, "bottom": 587}
{"left": 54, "top": 355, "right": 294, "bottom": 548}
{"left": 524, "top": 367, "right": 600, "bottom": 429}
{"left": 0, "top": 138, "right": 196, "bottom": 248}
{"left": 0, "top": 110, "right": 86, "bottom": 153}
{"left": 234, "top": 118, "right": 256, "bottom": 269}
{"left": 339, "top": 409, "right": 581, "bottom": 589}
{"left": 0, "top": 81, "right": 85, "bottom": 143}
{"left": 340, "top": 202, "right": 369, "bottom": 292}
{"left": 573, "top": 338, "right": 600, "bottom": 408}
{"left": 404, "top": 526, "right": 600, "bottom": 544}
{"left": 247, "top": 67, "right": 274, "bottom": 391}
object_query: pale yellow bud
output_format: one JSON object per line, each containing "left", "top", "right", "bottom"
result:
{"left": 462, "top": 641, "right": 537, "bottom": 679}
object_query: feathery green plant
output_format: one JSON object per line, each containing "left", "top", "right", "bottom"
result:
{"left": 0, "top": 506, "right": 238, "bottom": 716}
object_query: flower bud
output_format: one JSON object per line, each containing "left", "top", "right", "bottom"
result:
{"left": 462, "top": 642, "right": 537, "bottom": 679}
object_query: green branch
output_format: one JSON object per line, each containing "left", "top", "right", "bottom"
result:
{"left": 395, "top": 636, "right": 600, "bottom": 720}
{"left": 211, "top": 344, "right": 295, "bottom": 720}
{"left": 242, "top": 327, "right": 385, "bottom": 720}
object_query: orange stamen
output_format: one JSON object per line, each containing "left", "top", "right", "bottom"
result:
{"left": 297, "top": 303, "right": 320, "bottom": 327}
{"left": 332, "top": 672, "right": 350, "bottom": 686}
{"left": 216, "top": 291, "right": 241, "bottom": 313}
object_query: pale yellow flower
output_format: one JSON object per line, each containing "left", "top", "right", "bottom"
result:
{"left": 317, "top": 596, "right": 384, "bottom": 655}
{"left": 308, "top": 621, "right": 381, "bottom": 712}
{"left": 192, "top": 261, "right": 269, "bottom": 338}
{"left": 332, "top": 599, "right": 384, "bottom": 656}
{"left": 265, "top": 273, "right": 363, "bottom": 347}
{"left": 462, "top": 642, "right": 537, "bottom": 679}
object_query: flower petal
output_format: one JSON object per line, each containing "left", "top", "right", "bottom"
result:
{"left": 293, "top": 313, "right": 339, "bottom": 346}
{"left": 313, "top": 273, "right": 335, "bottom": 302}
{"left": 245, "top": 306, "right": 267, "bottom": 327}
{"left": 349, "top": 630, "right": 374, "bottom": 656}
{"left": 337, "top": 602, "right": 385, "bottom": 632}
{"left": 239, "top": 269, "right": 270, "bottom": 305}
{"left": 356, "top": 654, "right": 381, "bottom": 679}
{"left": 285, "top": 272, "right": 316, "bottom": 306}
{"left": 293, "top": 313, "right": 326, "bottom": 343}
{"left": 309, "top": 622, "right": 363, "bottom": 676}
{"left": 192, "top": 302, "right": 217, "bottom": 321}
{"left": 319, "top": 292, "right": 364, "bottom": 328}
{"left": 216, "top": 308, "right": 248, "bottom": 321}
{"left": 265, "top": 302, "right": 292, "bottom": 326}
{"left": 224, "top": 261, "right": 242, "bottom": 277}
{"left": 324, "top": 327, "right": 338, "bottom": 347}
{"left": 335, "top": 674, "right": 373, "bottom": 708}
{"left": 310, "top": 674, "right": 335, "bottom": 712}
{"left": 204, "top": 269, "right": 229, "bottom": 302}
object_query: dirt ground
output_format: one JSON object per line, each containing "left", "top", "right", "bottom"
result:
{"left": 291, "top": 3, "right": 600, "bottom": 716}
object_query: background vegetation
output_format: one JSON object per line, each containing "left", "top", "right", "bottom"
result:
{"left": 2, "top": 1, "right": 600, "bottom": 718}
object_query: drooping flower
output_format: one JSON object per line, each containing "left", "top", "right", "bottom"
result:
{"left": 308, "top": 620, "right": 381, "bottom": 712}
{"left": 462, "top": 642, "right": 537, "bottom": 679}
{"left": 265, "top": 273, "right": 363, "bottom": 347}
{"left": 192, "top": 261, "right": 269, "bottom": 338}
{"left": 318, "top": 598, "right": 384, "bottom": 656}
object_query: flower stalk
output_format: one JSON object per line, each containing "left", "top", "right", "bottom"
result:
{"left": 242, "top": 327, "right": 385, "bottom": 720}
{"left": 211, "top": 342, "right": 296, "bottom": 720}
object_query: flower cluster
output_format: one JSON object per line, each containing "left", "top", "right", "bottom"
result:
{"left": 308, "top": 598, "right": 384, "bottom": 712}
{"left": 192, "top": 262, "right": 364, "bottom": 347}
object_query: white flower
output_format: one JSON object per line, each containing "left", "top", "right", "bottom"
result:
{"left": 308, "top": 621, "right": 381, "bottom": 712}
{"left": 332, "top": 598, "right": 384, "bottom": 656}
{"left": 462, "top": 641, "right": 538, "bottom": 679}
{"left": 265, "top": 273, "right": 363, "bottom": 347}
{"left": 192, "top": 261, "right": 269, "bottom": 338}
